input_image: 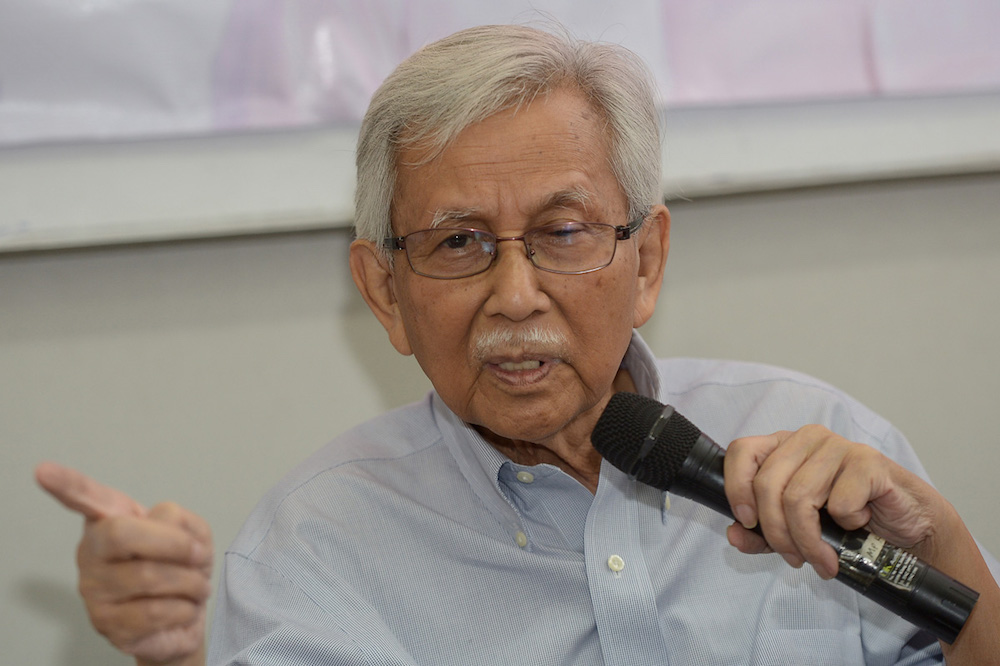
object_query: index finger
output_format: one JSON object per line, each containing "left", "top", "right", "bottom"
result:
{"left": 723, "top": 433, "right": 785, "bottom": 529}
{"left": 35, "top": 461, "right": 147, "bottom": 521}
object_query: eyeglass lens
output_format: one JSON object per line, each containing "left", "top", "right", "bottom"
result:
{"left": 403, "top": 222, "right": 618, "bottom": 278}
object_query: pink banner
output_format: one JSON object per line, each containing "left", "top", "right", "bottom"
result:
{"left": 1, "top": 0, "right": 998, "bottom": 146}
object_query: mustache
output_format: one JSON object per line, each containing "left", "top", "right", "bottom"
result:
{"left": 473, "top": 326, "right": 569, "bottom": 362}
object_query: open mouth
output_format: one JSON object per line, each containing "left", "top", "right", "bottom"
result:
{"left": 497, "top": 360, "right": 542, "bottom": 371}
{"left": 486, "top": 357, "right": 561, "bottom": 387}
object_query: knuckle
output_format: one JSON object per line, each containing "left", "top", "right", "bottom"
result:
{"left": 781, "top": 488, "right": 806, "bottom": 512}
{"left": 781, "top": 477, "right": 813, "bottom": 508}
{"left": 148, "top": 501, "right": 183, "bottom": 522}
{"left": 825, "top": 494, "right": 853, "bottom": 518}
{"left": 851, "top": 443, "right": 882, "bottom": 465}
{"left": 751, "top": 466, "right": 778, "bottom": 496}
{"left": 132, "top": 561, "right": 162, "bottom": 590}
{"left": 726, "top": 436, "right": 749, "bottom": 455}
{"left": 157, "top": 500, "right": 183, "bottom": 514}
{"left": 727, "top": 435, "right": 764, "bottom": 463}
{"left": 102, "top": 515, "right": 130, "bottom": 546}
{"left": 798, "top": 423, "right": 830, "bottom": 439}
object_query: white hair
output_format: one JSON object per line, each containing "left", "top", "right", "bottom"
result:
{"left": 472, "top": 326, "right": 570, "bottom": 362}
{"left": 354, "top": 24, "right": 662, "bottom": 260}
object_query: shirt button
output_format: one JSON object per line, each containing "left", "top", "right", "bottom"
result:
{"left": 607, "top": 554, "right": 625, "bottom": 572}
{"left": 516, "top": 471, "right": 535, "bottom": 484}
{"left": 515, "top": 531, "right": 528, "bottom": 548}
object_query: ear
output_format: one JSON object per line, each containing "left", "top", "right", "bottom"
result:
{"left": 349, "top": 239, "right": 414, "bottom": 356}
{"left": 632, "top": 204, "right": 671, "bottom": 328}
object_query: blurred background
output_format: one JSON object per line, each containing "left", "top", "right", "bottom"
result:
{"left": 2, "top": 1, "right": 999, "bottom": 663}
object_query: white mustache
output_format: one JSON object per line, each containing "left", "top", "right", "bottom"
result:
{"left": 473, "top": 326, "right": 569, "bottom": 362}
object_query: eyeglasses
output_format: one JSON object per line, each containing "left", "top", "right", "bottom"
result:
{"left": 383, "top": 220, "right": 641, "bottom": 280}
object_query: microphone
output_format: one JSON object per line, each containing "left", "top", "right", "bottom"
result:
{"left": 591, "top": 392, "right": 979, "bottom": 644}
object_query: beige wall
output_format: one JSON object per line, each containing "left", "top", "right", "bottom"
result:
{"left": 3, "top": 172, "right": 998, "bottom": 664}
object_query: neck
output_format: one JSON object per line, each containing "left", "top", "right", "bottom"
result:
{"left": 477, "top": 368, "right": 638, "bottom": 494}
{"left": 488, "top": 433, "right": 605, "bottom": 493}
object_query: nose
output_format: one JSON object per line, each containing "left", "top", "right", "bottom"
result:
{"left": 481, "top": 238, "right": 550, "bottom": 321}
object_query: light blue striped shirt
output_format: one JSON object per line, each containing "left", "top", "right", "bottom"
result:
{"left": 209, "top": 333, "right": 997, "bottom": 664}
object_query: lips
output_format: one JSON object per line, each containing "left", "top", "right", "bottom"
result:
{"left": 483, "top": 355, "right": 563, "bottom": 389}
{"left": 497, "top": 359, "right": 542, "bottom": 371}
{"left": 473, "top": 327, "right": 569, "bottom": 386}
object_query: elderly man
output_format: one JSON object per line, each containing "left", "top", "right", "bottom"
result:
{"left": 38, "top": 24, "right": 999, "bottom": 666}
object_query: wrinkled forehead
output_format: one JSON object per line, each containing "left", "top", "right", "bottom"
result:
{"left": 390, "top": 90, "right": 623, "bottom": 227}
{"left": 392, "top": 77, "right": 597, "bottom": 162}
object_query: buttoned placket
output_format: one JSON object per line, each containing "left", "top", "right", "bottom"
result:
{"left": 585, "top": 461, "right": 672, "bottom": 666}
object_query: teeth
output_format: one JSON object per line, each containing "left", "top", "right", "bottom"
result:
{"left": 498, "top": 360, "right": 541, "bottom": 371}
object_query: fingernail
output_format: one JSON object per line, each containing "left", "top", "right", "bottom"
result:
{"left": 733, "top": 504, "right": 757, "bottom": 530}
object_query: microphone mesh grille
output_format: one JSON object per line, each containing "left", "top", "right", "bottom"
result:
{"left": 591, "top": 392, "right": 665, "bottom": 469}
{"left": 634, "top": 405, "right": 701, "bottom": 491}
{"left": 592, "top": 392, "right": 702, "bottom": 491}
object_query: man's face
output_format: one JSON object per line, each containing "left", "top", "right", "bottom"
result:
{"left": 352, "top": 87, "right": 669, "bottom": 450}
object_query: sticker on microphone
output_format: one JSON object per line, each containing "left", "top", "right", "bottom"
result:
{"left": 860, "top": 533, "right": 886, "bottom": 563}
{"left": 880, "top": 549, "right": 920, "bottom": 590}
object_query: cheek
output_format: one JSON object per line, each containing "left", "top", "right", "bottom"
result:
{"left": 399, "top": 282, "right": 478, "bottom": 358}
{"left": 576, "top": 271, "right": 637, "bottom": 323}
{"left": 559, "top": 281, "right": 631, "bottom": 339}
{"left": 571, "top": 272, "right": 639, "bottom": 358}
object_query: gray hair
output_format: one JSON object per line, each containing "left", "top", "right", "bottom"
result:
{"left": 354, "top": 24, "right": 662, "bottom": 256}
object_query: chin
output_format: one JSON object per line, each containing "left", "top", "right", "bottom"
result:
{"left": 471, "top": 400, "right": 576, "bottom": 444}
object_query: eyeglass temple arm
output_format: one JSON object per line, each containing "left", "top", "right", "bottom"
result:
{"left": 618, "top": 211, "right": 654, "bottom": 240}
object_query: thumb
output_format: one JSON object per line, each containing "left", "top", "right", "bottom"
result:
{"left": 35, "top": 461, "right": 147, "bottom": 520}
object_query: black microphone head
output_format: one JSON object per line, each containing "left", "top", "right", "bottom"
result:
{"left": 592, "top": 392, "right": 702, "bottom": 491}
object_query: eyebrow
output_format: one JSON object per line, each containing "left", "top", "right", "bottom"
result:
{"left": 430, "top": 208, "right": 478, "bottom": 228}
{"left": 428, "top": 186, "right": 596, "bottom": 229}
{"left": 539, "top": 187, "right": 593, "bottom": 213}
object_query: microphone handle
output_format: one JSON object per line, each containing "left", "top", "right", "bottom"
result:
{"left": 671, "top": 432, "right": 979, "bottom": 644}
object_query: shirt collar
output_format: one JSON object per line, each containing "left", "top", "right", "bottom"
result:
{"left": 619, "top": 329, "right": 661, "bottom": 400}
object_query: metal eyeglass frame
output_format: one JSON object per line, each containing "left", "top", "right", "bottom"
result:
{"left": 382, "top": 218, "right": 644, "bottom": 279}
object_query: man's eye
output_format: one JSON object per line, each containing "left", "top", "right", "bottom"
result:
{"left": 441, "top": 233, "right": 475, "bottom": 249}
{"left": 541, "top": 223, "right": 585, "bottom": 241}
